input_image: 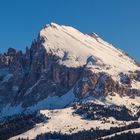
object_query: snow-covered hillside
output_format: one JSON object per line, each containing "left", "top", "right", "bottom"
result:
{"left": 9, "top": 107, "right": 132, "bottom": 140}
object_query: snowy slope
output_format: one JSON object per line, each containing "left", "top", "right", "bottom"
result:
{"left": 10, "top": 107, "right": 131, "bottom": 140}
{"left": 40, "top": 23, "right": 140, "bottom": 79}
{"left": 9, "top": 93, "right": 140, "bottom": 140}
{"left": 0, "top": 88, "right": 75, "bottom": 119}
{"left": 81, "top": 92, "right": 140, "bottom": 115}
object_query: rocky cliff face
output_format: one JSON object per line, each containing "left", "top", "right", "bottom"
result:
{"left": 0, "top": 23, "right": 140, "bottom": 118}
{"left": 74, "top": 67, "right": 140, "bottom": 99}
{"left": 0, "top": 39, "right": 82, "bottom": 109}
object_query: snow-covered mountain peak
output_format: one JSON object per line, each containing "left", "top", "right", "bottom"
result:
{"left": 1, "top": 23, "right": 140, "bottom": 139}
{"left": 40, "top": 23, "right": 140, "bottom": 78}
{"left": 45, "top": 22, "right": 60, "bottom": 29}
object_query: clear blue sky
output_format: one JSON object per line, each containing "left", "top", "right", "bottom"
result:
{"left": 0, "top": 0, "right": 140, "bottom": 62}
